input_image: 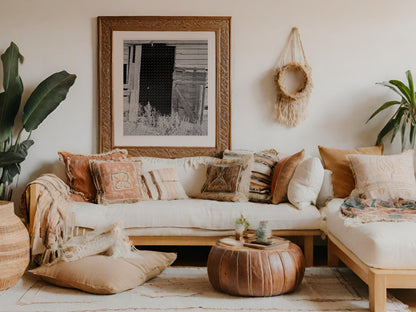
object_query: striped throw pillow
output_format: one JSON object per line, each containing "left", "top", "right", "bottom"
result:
{"left": 142, "top": 168, "right": 188, "bottom": 200}
{"left": 223, "top": 149, "right": 279, "bottom": 203}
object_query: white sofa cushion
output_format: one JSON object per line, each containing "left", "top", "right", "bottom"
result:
{"left": 72, "top": 199, "right": 322, "bottom": 232}
{"left": 138, "top": 156, "right": 217, "bottom": 197}
{"left": 287, "top": 157, "right": 324, "bottom": 209}
{"left": 323, "top": 198, "right": 416, "bottom": 269}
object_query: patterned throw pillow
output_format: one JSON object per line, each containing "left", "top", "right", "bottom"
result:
{"left": 223, "top": 149, "right": 279, "bottom": 203}
{"left": 347, "top": 150, "right": 416, "bottom": 200}
{"left": 58, "top": 149, "right": 128, "bottom": 202}
{"left": 141, "top": 168, "right": 188, "bottom": 200}
{"left": 318, "top": 145, "right": 384, "bottom": 198}
{"left": 89, "top": 159, "right": 149, "bottom": 205}
{"left": 199, "top": 156, "right": 253, "bottom": 202}
{"left": 271, "top": 149, "right": 305, "bottom": 204}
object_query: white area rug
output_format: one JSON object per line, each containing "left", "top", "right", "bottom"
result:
{"left": 0, "top": 267, "right": 409, "bottom": 312}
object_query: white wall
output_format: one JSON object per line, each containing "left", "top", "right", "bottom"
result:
{"left": 0, "top": 0, "right": 414, "bottom": 203}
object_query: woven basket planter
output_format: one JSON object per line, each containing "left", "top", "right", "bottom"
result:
{"left": 0, "top": 201, "right": 29, "bottom": 290}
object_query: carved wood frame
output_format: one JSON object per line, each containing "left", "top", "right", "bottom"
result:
{"left": 97, "top": 16, "right": 231, "bottom": 158}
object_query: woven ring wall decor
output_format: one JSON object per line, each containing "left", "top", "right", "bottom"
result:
{"left": 275, "top": 62, "right": 312, "bottom": 101}
{"left": 274, "top": 27, "right": 313, "bottom": 128}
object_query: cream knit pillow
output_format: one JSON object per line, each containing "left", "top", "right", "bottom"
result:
{"left": 287, "top": 157, "right": 324, "bottom": 209}
{"left": 347, "top": 150, "right": 416, "bottom": 200}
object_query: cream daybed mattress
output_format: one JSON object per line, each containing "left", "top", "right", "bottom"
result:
{"left": 323, "top": 198, "right": 416, "bottom": 269}
{"left": 71, "top": 199, "right": 322, "bottom": 234}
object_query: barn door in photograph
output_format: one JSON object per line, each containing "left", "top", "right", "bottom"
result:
{"left": 139, "top": 44, "right": 175, "bottom": 115}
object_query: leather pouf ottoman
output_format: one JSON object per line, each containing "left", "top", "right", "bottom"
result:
{"left": 207, "top": 239, "right": 305, "bottom": 297}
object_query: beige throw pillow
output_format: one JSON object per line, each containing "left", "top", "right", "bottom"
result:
{"left": 29, "top": 251, "right": 177, "bottom": 294}
{"left": 348, "top": 150, "right": 416, "bottom": 200}
{"left": 318, "top": 145, "right": 383, "bottom": 198}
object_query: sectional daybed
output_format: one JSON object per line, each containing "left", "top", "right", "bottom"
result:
{"left": 21, "top": 147, "right": 416, "bottom": 312}
{"left": 22, "top": 153, "right": 323, "bottom": 267}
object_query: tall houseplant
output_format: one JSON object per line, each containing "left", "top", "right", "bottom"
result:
{"left": 0, "top": 42, "right": 76, "bottom": 200}
{"left": 367, "top": 70, "right": 416, "bottom": 151}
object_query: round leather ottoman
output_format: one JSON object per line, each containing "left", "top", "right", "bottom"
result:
{"left": 207, "top": 239, "right": 305, "bottom": 297}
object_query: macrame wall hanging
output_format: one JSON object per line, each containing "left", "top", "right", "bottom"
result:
{"left": 274, "top": 27, "right": 313, "bottom": 127}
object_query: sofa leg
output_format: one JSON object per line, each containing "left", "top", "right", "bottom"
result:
{"left": 304, "top": 236, "right": 313, "bottom": 267}
{"left": 327, "top": 239, "right": 339, "bottom": 267}
{"left": 368, "top": 270, "right": 386, "bottom": 312}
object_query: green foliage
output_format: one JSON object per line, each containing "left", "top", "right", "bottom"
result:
{"left": 367, "top": 70, "right": 416, "bottom": 151}
{"left": 0, "top": 42, "right": 76, "bottom": 200}
{"left": 235, "top": 214, "right": 250, "bottom": 230}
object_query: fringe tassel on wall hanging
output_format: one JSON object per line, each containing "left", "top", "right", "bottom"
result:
{"left": 274, "top": 27, "right": 313, "bottom": 127}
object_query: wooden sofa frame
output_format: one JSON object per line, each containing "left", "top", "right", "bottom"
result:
{"left": 327, "top": 232, "right": 416, "bottom": 312}
{"left": 26, "top": 184, "right": 320, "bottom": 267}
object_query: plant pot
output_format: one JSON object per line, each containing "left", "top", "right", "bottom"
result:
{"left": 235, "top": 223, "right": 245, "bottom": 240}
{"left": 0, "top": 201, "right": 29, "bottom": 290}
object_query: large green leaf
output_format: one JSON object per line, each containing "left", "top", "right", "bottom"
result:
{"left": 390, "top": 108, "right": 406, "bottom": 143}
{"left": 1, "top": 42, "right": 23, "bottom": 90}
{"left": 406, "top": 70, "right": 415, "bottom": 108}
{"left": 0, "top": 163, "right": 20, "bottom": 184}
{"left": 0, "top": 43, "right": 24, "bottom": 143}
{"left": 0, "top": 139, "right": 34, "bottom": 167}
{"left": 401, "top": 119, "right": 407, "bottom": 151}
{"left": 22, "top": 71, "right": 76, "bottom": 132}
{"left": 366, "top": 100, "right": 401, "bottom": 123}
{"left": 376, "top": 116, "right": 396, "bottom": 145}
{"left": 377, "top": 82, "right": 405, "bottom": 101}
{"left": 0, "top": 139, "right": 33, "bottom": 185}
{"left": 389, "top": 80, "right": 412, "bottom": 104}
{"left": 410, "top": 123, "right": 416, "bottom": 148}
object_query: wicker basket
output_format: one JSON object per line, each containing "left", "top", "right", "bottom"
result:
{"left": 0, "top": 201, "right": 29, "bottom": 290}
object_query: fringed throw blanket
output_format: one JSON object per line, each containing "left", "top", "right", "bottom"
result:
{"left": 20, "top": 174, "right": 75, "bottom": 265}
{"left": 20, "top": 174, "right": 140, "bottom": 266}
{"left": 341, "top": 197, "right": 416, "bottom": 226}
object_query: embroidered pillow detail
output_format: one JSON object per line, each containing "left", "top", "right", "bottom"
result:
{"left": 89, "top": 159, "right": 149, "bottom": 205}
{"left": 199, "top": 155, "right": 254, "bottom": 202}
{"left": 202, "top": 164, "right": 242, "bottom": 193}
{"left": 58, "top": 149, "right": 128, "bottom": 202}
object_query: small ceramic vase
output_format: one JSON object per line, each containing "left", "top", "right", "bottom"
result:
{"left": 256, "top": 220, "right": 271, "bottom": 241}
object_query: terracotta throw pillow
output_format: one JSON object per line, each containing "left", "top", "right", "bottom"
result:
{"left": 199, "top": 156, "right": 253, "bottom": 202}
{"left": 29, "top": 251, "right": 177, "bottom": 294}
{"left": 318, "top": 145, "right": 383, "bottom": 198}
{"left": 89, "top": 159, "right": 149, "bottom": 204}
{"left": 348, "top": 150, "right": 416, "bottom": 200}
{"left": 58, "top": 149, "right": 128, "bottom": 202}
{"left": 271, "top": 149, "right": 305, "bottom": 204}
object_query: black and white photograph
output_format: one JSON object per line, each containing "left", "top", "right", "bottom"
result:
{"left": 100, "top": 17, "right": 230, "bottom": 157}
{"left": 123, "top": 40, "right": 209, "bottom": 137}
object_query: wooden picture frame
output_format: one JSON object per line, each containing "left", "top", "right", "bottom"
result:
{"left": 97, "top": 16, "right": 231, "bottom": 158}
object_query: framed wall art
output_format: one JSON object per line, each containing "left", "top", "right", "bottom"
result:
{"left": 97, "top": 16, "right": 231, "bottom": 158}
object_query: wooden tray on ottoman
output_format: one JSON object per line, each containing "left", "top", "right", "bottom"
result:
{"left": 207, "top": 237, "right": 305, "bottom": 297}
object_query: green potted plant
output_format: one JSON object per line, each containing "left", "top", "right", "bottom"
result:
{"left": 0, "top": 42, "right": 76, "bottom": 200}
{"left": 367, "top": 70, "right": 416, "bottom": 151}
{"left": 235, "top": 214, "right": 250, "bottom": 240}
